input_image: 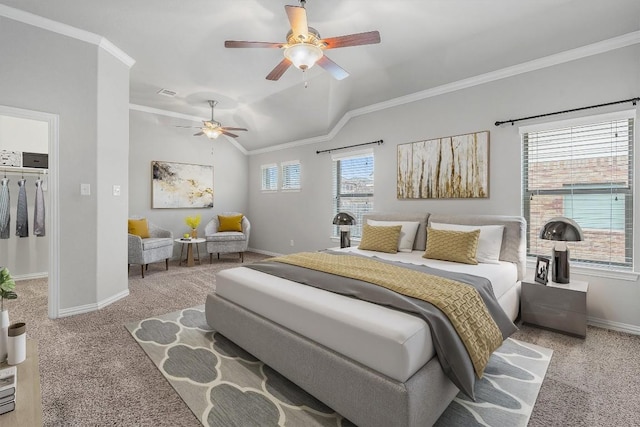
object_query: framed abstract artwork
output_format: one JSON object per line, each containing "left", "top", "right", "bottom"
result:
{"left": 397, "top": 131, "right": 489, "bottom": 199}
{"left": 151, "top": 161, "right": 213, "bottom": 208}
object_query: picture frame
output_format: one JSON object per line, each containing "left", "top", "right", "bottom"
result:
{"left": 535, "top": 256, "right": 550, "bottom": 285}
{"left": 397, "top": 130, "right": 489, "bottom": 199}
{"left": 151, "top": 160, "right": 214, "bottom": 209}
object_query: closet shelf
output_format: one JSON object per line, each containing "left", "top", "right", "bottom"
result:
{"left": 2, "top": 166, "right": 48, "bottom": 175}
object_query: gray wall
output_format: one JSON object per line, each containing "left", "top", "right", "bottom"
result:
{"left": 0, "top": 17, "right": 130, "bottom": 312}
{"left": 128, "top": 110, "right": 249, "bottom": 256}
{"left": 247, "top": 44, "right": 640, "bottom": 330}
{"left": 96, "top": 49, "right": 130, "bottom": 302}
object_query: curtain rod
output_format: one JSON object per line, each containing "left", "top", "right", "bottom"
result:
{"left": 495, "top": 97, "right": 639, "bottom": 127}
{"left": 316, "top": 139, "right": 383, "bottom": 155}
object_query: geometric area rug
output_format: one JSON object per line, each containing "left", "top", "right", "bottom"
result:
{"left": 126, "top": 306, "right": 552, "bottom": 427}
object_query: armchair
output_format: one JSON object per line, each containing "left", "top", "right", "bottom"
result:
{"left": 128, "top": 219, "right": 174, "bottom": 278}
{"left": 204, "top": 213, "right": 250, "bottom": 263}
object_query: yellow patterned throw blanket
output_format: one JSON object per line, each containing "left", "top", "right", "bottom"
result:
{"left": 269, "top": 252, "right": 503, "bottom": 378}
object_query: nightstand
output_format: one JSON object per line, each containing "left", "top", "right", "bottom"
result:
{"left": 520, "top": 274, "right": 588, "bottom": 337}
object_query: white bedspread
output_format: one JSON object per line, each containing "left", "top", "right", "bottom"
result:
{"left": 215, "top": 249, "right": 518, "bottom": 382}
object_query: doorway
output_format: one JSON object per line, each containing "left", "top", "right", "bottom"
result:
{"left": 0, "top": 105, "right": 59, "bottom": 318}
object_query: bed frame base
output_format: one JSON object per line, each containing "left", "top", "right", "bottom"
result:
{"left": 206, "top": 293, "right": 459, "bottom": 427}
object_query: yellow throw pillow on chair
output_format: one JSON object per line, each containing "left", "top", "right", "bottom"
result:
{"left": 218, "top": 214, "right": 244, "bottom": 232}
{"left": 128, "top": 218, "right": 150, "bottom": 238}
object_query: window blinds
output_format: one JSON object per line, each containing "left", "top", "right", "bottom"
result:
{"left": 281, "top": 161, "right": 301, "bottom": 190}
{"left": 332, "top": 149, "right": 374, "bottom": 238}
{"left": 261, "top": 164, "right": 278, "bottom": 191}
{"left": 522, "top": 112, "right": 634, "bottom": 269}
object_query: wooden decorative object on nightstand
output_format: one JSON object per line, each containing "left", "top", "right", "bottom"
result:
{"left": 0, "top": 339, "right": 42, "bottom": 426}
{"left": 521, "top": 274, "right": 588, "bottom": 337}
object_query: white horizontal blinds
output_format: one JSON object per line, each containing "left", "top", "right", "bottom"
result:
{"left": 332, "top": 149, "right": 374, "bottom": 238}
{"left": 523, "top": 115, "right": 634, "bottom": 269}
{"left": 261, "top": 164, "right": 278, "bottom": 191}
{"left": 281, "top": 160, "right": 301, "bottom": 190}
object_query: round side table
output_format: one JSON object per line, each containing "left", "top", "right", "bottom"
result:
{"left": 174, "top": 238, "right": 206, "bottom": 267}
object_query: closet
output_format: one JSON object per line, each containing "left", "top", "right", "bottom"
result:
{"left": 0, "top": 115, "right": 49, "bottom": 280}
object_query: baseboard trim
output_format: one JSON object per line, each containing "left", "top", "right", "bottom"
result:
{"left": 58, "top": 289, "right": 130, "bottom": 318}
{"left": 13, "top": 272, "right": 48, "bottom": 281}
{"left": 248, "top": 248, "right": 282, "bottom": 257}
{"left": 97, "top": 289, "right": 130, "bottom": 310}
{"left": 588, "top": 316, "right": 640, "bottom": 336}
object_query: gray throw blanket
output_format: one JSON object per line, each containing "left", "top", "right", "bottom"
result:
{"left": 246, "top": 251, "right": 517, "bottom": 399}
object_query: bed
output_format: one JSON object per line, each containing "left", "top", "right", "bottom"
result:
{"left": 205, "top": 213, "right": 526, "bottom": 427}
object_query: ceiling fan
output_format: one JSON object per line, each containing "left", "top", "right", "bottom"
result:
{"left": 177, "top": 100, "right": 248, "bottom": 139}
{"left": 225, "top": 0, "right": 380, "bottom": 81}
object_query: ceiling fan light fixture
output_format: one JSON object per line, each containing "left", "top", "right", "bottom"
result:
{"left": 284, "top": 43, "right": 323, "bottom": 70}
{"left": 203, "top": 127, "right": 222, "bottom": 139}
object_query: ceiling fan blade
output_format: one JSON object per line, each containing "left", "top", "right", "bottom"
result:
{"left": 321, "top": 31, "right": 381, "bottom": 49}
{"left": 285, "top": 5, "right": 308, "bottom": 40}
{"left": 193, "top": 131, "right": 205, "bottom": 136}
{"left": 225, "top": 40, "right": 284, "bottom": 48}
{"left": 266, "top": 58, "right": 292, "bottom": 81}
{"left": 221, "top": 127, "right": 248, "bottom": 132}
{"left": 175, "top": 125, "right": 200, "bottom": 129}
{"left": 317, "top": 55, "right": 349, "bottom": 80}
{"left": 221, "top": 131, "right": 240, "bottom": 138}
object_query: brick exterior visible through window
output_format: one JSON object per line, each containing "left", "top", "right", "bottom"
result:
{"left": 523, "top": 114, "right": 634, "bottom": 269}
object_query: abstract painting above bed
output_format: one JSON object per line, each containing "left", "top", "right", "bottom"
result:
{"left": 397, "top": 131, "right": 489, "bottom": 199}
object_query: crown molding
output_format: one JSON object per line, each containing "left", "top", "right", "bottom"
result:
{"left": 0, "top": 4, "right": 135, "bottom": 68}
{"left": 248, "top": 30, "right": 640, "bottom": 155}
{"left": 129, "top": 104, "right": 248, "bottom": 155}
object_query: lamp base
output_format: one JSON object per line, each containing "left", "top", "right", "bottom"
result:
{"left": 339, "top": 230, "right": 351, "bottom": 248}
{"left": 552, "top": 248, "right": 570, "bottom": 284}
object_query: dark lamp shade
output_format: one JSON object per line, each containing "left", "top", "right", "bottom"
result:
{"left": 332, "top": 212, "right": 356, "bottom": 226}
{"left": 539, "top": 217, "right": 584, "bottom": 242}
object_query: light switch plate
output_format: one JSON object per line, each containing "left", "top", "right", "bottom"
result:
{"left": 113, "top": 185, "right": 121, "bottom": 196}
{"left": 80, "top": 183, "right": 91, "bottom": 196}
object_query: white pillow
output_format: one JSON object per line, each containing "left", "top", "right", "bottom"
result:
{"left": 367, "top": 220, "right": 420, "bottom": 252}
{"left": 429, "top": 222, "right": 504, "bottom": 264}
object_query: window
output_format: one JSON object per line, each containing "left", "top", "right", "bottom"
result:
{"left": 522, "top": 111, "right": 634, "bottom": 269}
{"left": 281, "top": 160, "right": 301, "bottom": 191}
{"left": 332, "top": 149, "right": 374, "bottom": 238}
{"left": 261, "top": 164, "right": 278, "bottom": 191}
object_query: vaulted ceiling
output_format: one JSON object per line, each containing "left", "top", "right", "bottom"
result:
{"left": 2, "top": 0, "right": 639, "bottom": 152}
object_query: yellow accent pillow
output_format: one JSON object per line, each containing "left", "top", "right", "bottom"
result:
{"left": 128, "top": 218, "right": 150, "bottom": 238}
{"left": 218, "top": 214, "right": 244, "bottom": 232}
{"left": 423, "top": 227, "right": 480, "bottom": 265}
{"left": 358, "top": 224, "right": 403, "bottom": 254}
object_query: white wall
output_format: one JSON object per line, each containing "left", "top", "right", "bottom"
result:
{"left": 129, "top": 110, "right": 249, "bottom": 257}
{"left": 247, "top": 44, "right": 640, "bottom": 331}
{"left": 0, "top": 17, "right": 130, "bottom": 313}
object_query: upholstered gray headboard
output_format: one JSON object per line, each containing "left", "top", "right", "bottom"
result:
{"left": 363, "top": 212, "right": 527, "bottom": 280}
{"left": 428, "top": 214, "right": 527, "bottom": 280}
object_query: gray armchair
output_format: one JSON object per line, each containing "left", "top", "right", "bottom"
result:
{"left": 128, "top": 220, "right": 174, "bottom": 278}
{"left": 204, "top": 213, "right": 250, "bottom": 263}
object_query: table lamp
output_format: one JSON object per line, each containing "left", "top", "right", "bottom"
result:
{"left": 333, "top": 212, "right": 356, "bottom": 248}
{"left": 539, "top": 217, "right": 584, "bottom": 284}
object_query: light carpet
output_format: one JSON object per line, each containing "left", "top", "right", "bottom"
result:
{"left": 126, "top": 306, "right": 552, "bottom": 427}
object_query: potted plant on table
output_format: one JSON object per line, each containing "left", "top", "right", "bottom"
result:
{"left": 185, "top": 214, "right": 202, "bottom": 239}
{"left": 0, "top": 267, "right": 17, "bottom": 361}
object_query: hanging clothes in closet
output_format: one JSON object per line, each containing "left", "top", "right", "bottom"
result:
{"left": 16, "top": 178, "right": 29, "bottom": 237}
{"left": 0, "top": 177, "right": 9, "bottom": 239}
{"left": 34, "top": 178, "right": 45, "bottom": 236}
